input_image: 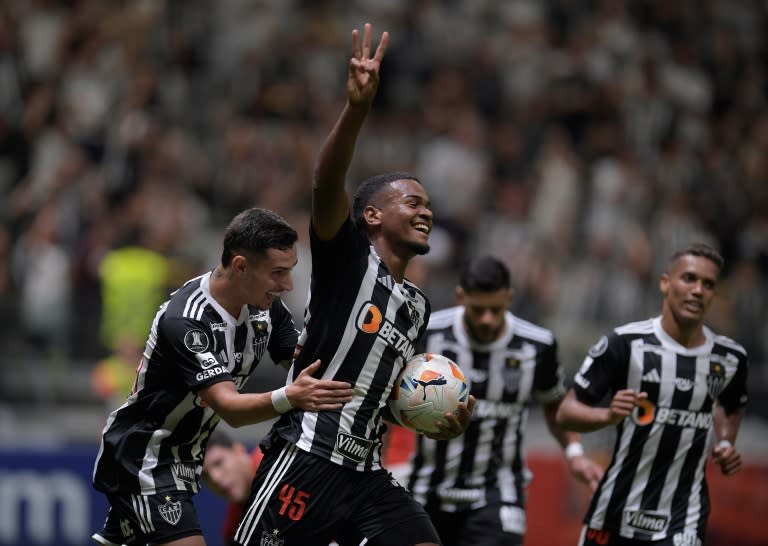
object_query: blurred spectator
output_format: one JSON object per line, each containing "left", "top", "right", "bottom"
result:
{"left": 0, "top": 0, "right": 764, "bottom": 421}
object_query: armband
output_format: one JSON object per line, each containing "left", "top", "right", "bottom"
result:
{"left": 565, "top": 442, "right": 585, "bottom": 460}
{"left": 271, "top": 386, "right": 293, "bottom": 414}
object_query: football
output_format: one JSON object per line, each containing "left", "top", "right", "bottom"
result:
{"left": 388, "top": 353, "right": 470, "bottom": 434}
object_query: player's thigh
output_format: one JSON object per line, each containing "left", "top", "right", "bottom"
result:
{"left": 347, "top": 471, "right": 441, "bottom": 546}
{"left": 423, "top": 508, "right": 467, "bottom": 546}
{"left": 234, "top": 442, "right": 344, "bottom": 546}
{"left": 106, "top": 492, "right": 203, "bottom": 545}
{"left": 456, "top": 503, "right": 524, "bottom": 546}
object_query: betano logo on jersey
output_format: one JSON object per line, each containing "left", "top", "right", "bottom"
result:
{"left": 355, "top": 302, "right": 416, "bottom": 362}
{"left": 631, "top": 400, "right": 712, "bottom": 429}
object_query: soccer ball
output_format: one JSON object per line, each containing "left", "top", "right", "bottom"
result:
{"left": 388, "top": 353, "right": 470, "bottom": 435}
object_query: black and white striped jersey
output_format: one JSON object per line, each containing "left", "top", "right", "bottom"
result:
{"left": 93, "top": 271, "right": 298, "bottom": 496}
{"left": 407, "top": 306, "right": 565, "bottom": 521}
{"left": 265, "top": 218, "right": 430, "bottom": 471}
{"left": 574, "top": 316, "right": 748, "bottom": 541}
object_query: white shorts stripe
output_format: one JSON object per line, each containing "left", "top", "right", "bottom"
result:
{"left": 131, "top": 494, "right": 154, "bottom": 534}
{"left": 235, "top": 443, "right": 298, "bottom": 545}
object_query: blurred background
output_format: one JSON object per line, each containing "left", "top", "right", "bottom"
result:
{"left": 0, "top": 0, "right": 765, "bottom": 545}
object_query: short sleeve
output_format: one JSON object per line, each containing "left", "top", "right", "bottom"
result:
{"left": 268, "top": 299, "right": 300, "bottom": 365}
{"left": 159, "top": 316, "right": 233, "bottom": 391}
{"left": 717, "top": 351, "right": 749, "bottom": 413}
{"left": 573, "top": 332, "right": 628, "bottom": 405}
{"left": 533, "top": 340, "right": 566, "bottom": 404}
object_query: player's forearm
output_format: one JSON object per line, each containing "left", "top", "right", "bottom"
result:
{"left": 213, "top": 392, "right": 281, "bottom": 428}
{"left": 313, "top": 102, "right": 370, "bottom": 194}
{"left": 713, "top": 404, "right": 743, "bottom": 444}
{"left": 544, "top": 402, "right": 581, "bottom": 448}
{"left": 556, "top": 392, "right": 613, "bottom": 433}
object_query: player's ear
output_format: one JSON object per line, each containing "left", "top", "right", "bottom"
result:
{"left": 231, "top": 254, "right": 248, "bottom": 274}
{"left": 505, "top": 288, "right": 515, "bottom": 305}
{"left": 659, "top": 273, "right": 669, "bottom": 296}
{"left": 455, "top": 286, "right": 465, "bottom": 304}
{"left": 363, "top": 204, "right": 382, "bottom": 226}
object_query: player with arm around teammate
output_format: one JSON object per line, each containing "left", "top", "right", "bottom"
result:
{"left": 557, "top": 243, "right": 748, "bottom": 546}
{"left": 232, "top": 24, "right": 475, "bottom": 546}
{"left": 407, "top": 255, "right": 603, "bottom": 546}
{"left": 91, "top": 208, "right": 354, "bottom": 546}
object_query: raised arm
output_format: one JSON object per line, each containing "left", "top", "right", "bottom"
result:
{"left": 312, "top": 23, "right": 389, "bottom": 240}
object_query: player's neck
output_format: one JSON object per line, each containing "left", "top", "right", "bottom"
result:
{"left": 371, "top": 240, "right": 409, "bottom": 283}
{"left": 209, "top": 266, "right": 245, "bottom": 319}
{"left": 660, "top": 313, "right": 706, "bottom": 348}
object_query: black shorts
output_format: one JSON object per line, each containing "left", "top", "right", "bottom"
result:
{"left": 233, "top": 437, "right": 441, "bottom": 546}
{"left": 92, "top": 491, "right": 201, "bottom": 546}
{"left": 578, "top": 526, "right": 705, "bottom": 546}
{"left": 426, "top": 503, "right": 524, "bottom": 546}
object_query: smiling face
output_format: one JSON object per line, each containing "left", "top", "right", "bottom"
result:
{"left": 368, "top": 178, "right": 432, "bottom": 256}
{"left": 660, "top": 253, "right": 719, "bottom": 329}
{"left": 233, "top": 245, "right": 297, "bottom": 310}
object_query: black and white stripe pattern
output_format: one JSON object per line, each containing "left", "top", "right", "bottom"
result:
{"left": 407, "top": 306, "right": 563, "bottom": 522}
{"left": 575, "top": 317, "right": 748, "bottom": 541}
{"left": 130, "top": 494, "right": 155, "bottom": 534}
{"left": 267, "top": 219, "right": 430, "bottom": 471}
{"left": 235, "top": 442, "right": 300, "bottom": 545}
{"left": 93, "top": 272, "right": 298, "bottom": 496}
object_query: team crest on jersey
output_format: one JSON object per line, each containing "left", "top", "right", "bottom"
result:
{"left": 706, "top": 361, "right": 726, "bottom": 401}
{"left": 261, "top": 529, "right": 285, "bottom": 546}
{"left": 588, "top": 336, "right": 609, "bottom": 358}
{"left": 504, "top": 359, "right": 521, "bottom": 392}
{"left": 158, "top": 496, "right": 182, "bottom": 526}
{"left": 252, "top": 320, "right": 269, "bottom": 361}
{"left": 183, "top": 329, "right": 209, "bottom": 353}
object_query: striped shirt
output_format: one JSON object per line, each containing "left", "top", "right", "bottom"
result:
{"left": 265, "top": 218, "right": 430, "bottom": 471}
{"left": 574, "top": 316, "right": 748, "bottom": 541}
{"left": 93, "top": 271, "right": 298, "bottom": 495}
{"left": 407, "top": 306, "right": 564, "bottom": 523}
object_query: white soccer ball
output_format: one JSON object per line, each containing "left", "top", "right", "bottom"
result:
{"left": 388, "top": 353, "right": 470, "bottom": 435}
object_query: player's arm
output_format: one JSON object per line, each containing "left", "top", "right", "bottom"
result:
{"left": 199, "top": 360, "right": 354, "bottom": 428}
{"left": 312, "top": 23, "right": 388, "bottom": 241}
{"left": 543, "top": 399, "right": 603, "bottom": 491}
{"left": 556, "top": 388, "right": 647, "bottom": 432}
{"left": 711, "top": 403, "right": 744, "bottom": 476}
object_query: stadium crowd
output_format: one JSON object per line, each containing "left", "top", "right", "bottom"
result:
{"left": 0, "top": 0, "right": 766, "bottom": 418}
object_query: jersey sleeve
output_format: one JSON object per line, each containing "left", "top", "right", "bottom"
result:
{"left": 533, "top": 339, "right": 566, "bottom": 404}
{"left": 159, "top": 315, "right": 233, "bottom": 392}
{"left": 309, "top": 217, "right": 367, "bottom": 281}
{"left": 717, "top": 350, "right": 749, "bottom": 414}
{"left": 573, "top": 331, "right": 629, "bottom": 405}
{"left": 268, "top": 299, "right": 300, "bottom": 365}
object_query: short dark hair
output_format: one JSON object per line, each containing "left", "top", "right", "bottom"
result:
{"left": 459, "top": 255, "right": 511, "bottom": 292}
{"left": 352, "top": 172, "right": 421, "bottom": 231}
{"left": 669, "top": 243, "right": 724, "bottom": 272}
{"left": 206, "top": 429, "right": 237, "bottom": 449}
{"left": 221, "top": 208, "right": 298, "bottom": 266}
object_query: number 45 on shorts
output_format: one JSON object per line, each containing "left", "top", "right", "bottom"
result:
{"left": 278, "top": 484, "right": 310, "bottom": 521}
